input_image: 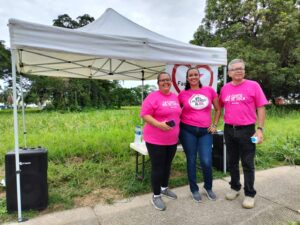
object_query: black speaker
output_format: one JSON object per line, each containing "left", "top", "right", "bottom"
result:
{"left": 212, "top": 132, "right": 228, "bottom": 171}
{"left": 5, "top": 147, "right": 48, "bottom": 212}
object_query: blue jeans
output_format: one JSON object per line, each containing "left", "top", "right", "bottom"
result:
{"left": 179, "top": 122, "right": 213, "bottom": 193}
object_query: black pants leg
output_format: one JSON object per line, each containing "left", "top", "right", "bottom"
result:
{"left": 224, "top": 126, "right": 242, "bottom": 192}
{"left": 146, "top": 142, "right": 177, "bottom": 195}
{"left": 224, "top": 125, "right": 256, "bottom": 197}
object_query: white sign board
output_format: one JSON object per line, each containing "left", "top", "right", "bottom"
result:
{"left": 166, "top": 64, "right": 219, "bottom": 94}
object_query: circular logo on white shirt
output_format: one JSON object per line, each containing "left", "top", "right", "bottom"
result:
{"left": 188, "top": 94, "right": 209, "bottom": 110}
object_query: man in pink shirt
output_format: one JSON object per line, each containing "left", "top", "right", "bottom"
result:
{"left": 219, "top": 59, "right": 268, "bottom": 209}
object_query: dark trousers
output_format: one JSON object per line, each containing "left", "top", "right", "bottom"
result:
{"left": 146, "top": 142, "right": 177, "bottom": 195}
{"left": 224, "top": 124, "right": 257, "bottom": 197}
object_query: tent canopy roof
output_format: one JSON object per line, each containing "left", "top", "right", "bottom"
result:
{"left": 8, "top": 8, "right": 227, "bottom": 80}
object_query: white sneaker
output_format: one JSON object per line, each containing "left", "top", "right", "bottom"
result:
{"left": 225, "top": 189, "right": 240, "bottom": 200}
{"left": 242, "top": 196, "right": 255, "bottom": 209}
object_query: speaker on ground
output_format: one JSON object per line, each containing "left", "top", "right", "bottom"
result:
{"left": 5, "top": 147, "right": 48, "bottom": 212}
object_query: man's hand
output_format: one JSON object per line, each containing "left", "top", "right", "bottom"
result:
{"left": 254, "top": 129, "right": 264, "bottom": 144}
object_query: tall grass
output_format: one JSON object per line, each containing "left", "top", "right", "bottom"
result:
{"left": 255, "top": 105, "right": 300, "bottom": 168}
{"left": 0, "top": 105, "right": 299, "bottom": 222}
{"left": 0, "top": 107, "right": 141, "bottom": 163}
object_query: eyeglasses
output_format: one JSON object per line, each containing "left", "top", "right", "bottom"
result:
{"left": 229, "top": 68, "right": 245, "bottom": 72}
{"left": 188, "top": 73, "right": 199, "bottom": 77}
{"left": 158, "top": 79, "right": 172, "bottom": 83}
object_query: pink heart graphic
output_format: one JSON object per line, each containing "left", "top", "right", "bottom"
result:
{"left": 172, "top": 64, "right": 214, "bottom": 94}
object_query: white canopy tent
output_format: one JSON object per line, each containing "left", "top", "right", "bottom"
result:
{"left": 8, "top": 8, "right": 227, "bottom": 221}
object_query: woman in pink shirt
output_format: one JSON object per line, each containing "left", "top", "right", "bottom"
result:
{"left": 178, "top": 68, "right": 221, "bottom": 202}
{"left": 140, "top": 72, "right": 182, "bottom": 211}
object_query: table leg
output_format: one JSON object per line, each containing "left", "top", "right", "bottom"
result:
{"left": 142, "top": 155, "right": 145, "bottom": 180}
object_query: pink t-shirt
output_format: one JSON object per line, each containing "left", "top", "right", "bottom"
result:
{"left": 140, "top": 91, "right": 181, "bottom": 145}
{"left": 219, "top": 80, "right": 268, "bottom": 125}
{"left": 178, "top": 86, "right": 218, "bottom": 128}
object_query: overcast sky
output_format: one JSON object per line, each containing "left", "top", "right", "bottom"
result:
{"left": 0, "top": 0, "right": 206, "bottom": 88}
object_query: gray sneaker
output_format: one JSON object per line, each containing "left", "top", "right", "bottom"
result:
{"left": 151, "top": 195, "right": 166, "bottom": 211}
{"left": 204, "top": 189, "right": 217, "bottom": 201}
{"left": 161, "top": 188, "right": 177, "bottom": 200}
{"left": 191, "top": 191, "right": 202, "bottom": 203}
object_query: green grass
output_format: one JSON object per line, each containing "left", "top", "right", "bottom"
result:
{"left": 0, "top": 105, "right": 300, "bottom": 223}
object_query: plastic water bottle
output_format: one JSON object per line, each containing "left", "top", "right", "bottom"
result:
{"left": 250, "top": 136, "right": 258, "bottom": 144}
{"left": 134, "top": 126, "right": 142, "bottom": 144}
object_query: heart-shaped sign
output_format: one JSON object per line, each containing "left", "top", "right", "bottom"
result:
{"left": 170, "top": 64, "right": 214, "bottom": 94}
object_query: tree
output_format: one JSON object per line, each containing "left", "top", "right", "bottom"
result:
{"left": 191, "top": 0, "right": 300, "bottom": 101}
{"left": 53, "top": 14, "right": 95, "bottom": 28}
{"left": 0, "top": 41, "right": 11, "bottom": 79}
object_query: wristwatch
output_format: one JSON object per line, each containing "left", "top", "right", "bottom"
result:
{"left": 257, "top": 127, "right": 264, "bottom": 132}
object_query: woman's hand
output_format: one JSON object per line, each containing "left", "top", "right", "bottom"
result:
{"left": 208, "top": 124, "right": 217, "bottom": 133}
{"left": 156, "top": 121, "right": 172, "bottom": 131}
{"left": 142, "top": 115, "right": 172, "bottom": 131}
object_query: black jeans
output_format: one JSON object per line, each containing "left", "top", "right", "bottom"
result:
{"left": 146, "top": 142, "right": 177, "bottom": 195}
{"left": 224, "top": 124, "right": 256, "bottom": 197}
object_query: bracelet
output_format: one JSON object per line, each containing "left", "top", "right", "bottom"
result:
{"left": 257, "top": 127, "right": 264, "bottom": 132}
{"left": 212, "top": 124, "right": 217, "bottom": 128}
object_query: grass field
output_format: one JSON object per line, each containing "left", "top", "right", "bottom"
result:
{"left": 0, "top": 106, "right": 299, "bottom": 222}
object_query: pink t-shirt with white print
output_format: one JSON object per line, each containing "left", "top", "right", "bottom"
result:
{"left": 178, "top": 86, "right": 218, "bottom": 128}
{"left": 140, "top": 91, "right": 181, "bottom": 145}
{"left": 219, "top": 80, "right": 268, "bottom": 126}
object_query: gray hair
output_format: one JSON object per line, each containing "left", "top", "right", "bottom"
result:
{"left": 228, "top": 59, "right": 245, "bottom": 70}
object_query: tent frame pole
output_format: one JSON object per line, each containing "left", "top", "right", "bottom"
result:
{"left": 223, "top": 66, "right": 227, "bottom": 174}
{"left": 223, "top": 66, "right": 227, "bottom": 84}
{"left": 140, "top": 70, "right": 145, "bottom": 125}
{"left": 141, "top": 70, "right": 145, "bottom": 103}
{"left": 20, "top": 75, "right": 27, "bottom": 148}
{"left": 11, "top": 49, "right": 23, "bottom": 222}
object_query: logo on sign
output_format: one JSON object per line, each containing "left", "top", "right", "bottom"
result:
{"left": 170, "top": 64, "right": 214, "bottom": 94}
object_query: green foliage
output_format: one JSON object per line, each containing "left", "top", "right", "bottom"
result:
{"left": 191, "top": 0, "right": 300, "bottom": 100}
{"left": 52, "top": 14, "right": 95, "bottom": 29}
{"left": 0, "top": 41, "right": 11, "bottom": 79}
{"left": 287, "top": 221, "right": 300, "bottom": 225}
{"left": 255, "top": 105, "right": 300, "bottom": 169}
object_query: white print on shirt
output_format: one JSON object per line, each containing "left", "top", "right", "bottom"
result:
{"left": 162, "top": 100, "right": 179, "bottom": 108}
{"left": 188, "top": 94, "right": 209, "bottom": 110}
{"left": 224, "top": 94, "right": 246, "bottom": 104}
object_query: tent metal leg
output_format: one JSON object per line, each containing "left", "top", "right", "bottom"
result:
{"left": 20, "top": 75, "right": 27, "bottom": 148}
{"left": 223, "top": 66, "right": 227, "bottom": 85}
{"left": 11, "top": 49, "right": 23, "bottom": 221}
{"left": 223, "top": 66, "right": 227, "bottom": 174}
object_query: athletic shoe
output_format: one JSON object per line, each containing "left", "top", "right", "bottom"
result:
{"left": 151, "top": 195, "right": 166, "bottom": 211}
{"left": 204, "top": 189, "right": 217, "bottom": 201}
{"left": 161, "top": 188, "right": 177, "bottom": 200}
{"left": 225, "top": 189, "right": 240, "bottom": 200}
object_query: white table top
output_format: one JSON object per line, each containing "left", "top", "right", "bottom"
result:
{"left": 130, "top": 142, "right": 183, "bottom": 155}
